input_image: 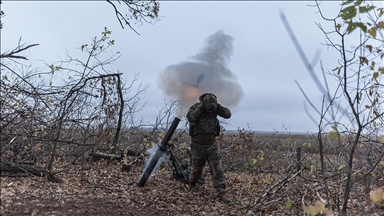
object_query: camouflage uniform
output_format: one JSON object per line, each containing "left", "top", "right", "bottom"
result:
{"left": 186, "top": 93, "right": 231, "bottom": 203}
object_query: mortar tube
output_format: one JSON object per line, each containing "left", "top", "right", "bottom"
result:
{"left": 137, "top": 117, "right": 180, "bottom": 187}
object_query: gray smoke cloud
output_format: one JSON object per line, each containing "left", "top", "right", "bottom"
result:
{"left": 157, "top": 30, "right": 244, "bottom": 118}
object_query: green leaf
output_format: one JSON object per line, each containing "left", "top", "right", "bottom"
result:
{"left": 286, "top": 201, "right": 292, "bottom": 210}
{"left": 368, "top": 27, "right": 377, "bottom": 38}
{"left": 373, "top": 72, "right": 379, "bottom": 81}
{"left": 346, "top": 21, "right": 357, "bottom": 34}
{"left": 346, "top": 21, "right": 367, "bottom": 34}
{"left": 359, "top": 5, "right": 375, "bottom": 13}
{"left": 355, "top": 22, "right": 367, "bottom": 33}
{"left": 378, "top": 67, "right": 384, "bottom": 74}
{"left": 378, "top": 21, "right": 384, "bottom": 29}
{"left": 340, "top": 5, "right": 357, "bottom": 20}
{"left": 370, "top": 61, "right": 375, "bottom": 70}
{"left": 354, "top": 0, "right": 363, "bottom": 6}
{"left": 341, "top": 0, "right": 354, "bottom": 6}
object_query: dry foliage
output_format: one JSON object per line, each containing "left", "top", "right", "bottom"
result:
{"left": 1, "top": 129, "right": 384, "bottom": 215}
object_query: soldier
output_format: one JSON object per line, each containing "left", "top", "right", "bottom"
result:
{"left": 186, "top": 93, "right": 231, "bottom": 203}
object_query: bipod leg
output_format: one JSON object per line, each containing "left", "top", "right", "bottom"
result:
{"left": 167, "top": 145, "right": 189, "bottom": 184}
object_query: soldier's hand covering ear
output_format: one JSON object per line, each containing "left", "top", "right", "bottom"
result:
{"left": 198, "top": 95, "right": 204, "bottom": 110}
{"left": 198, "top": 102, "right": 204, "bottom": 110}
{"left": 216, "top": 103, "right": 231, "bottom": 119}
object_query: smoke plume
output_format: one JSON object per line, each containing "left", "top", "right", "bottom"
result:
{"left": 157, "top": 30, "right": 244, "bottom": 118}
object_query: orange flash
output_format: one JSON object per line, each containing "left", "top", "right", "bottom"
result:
{"left": 185, "top": 87, "right": 200, "bottom": 102}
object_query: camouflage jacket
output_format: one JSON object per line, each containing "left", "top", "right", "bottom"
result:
{"left": 186, "top": 103, "right": 231, "bottom": 137}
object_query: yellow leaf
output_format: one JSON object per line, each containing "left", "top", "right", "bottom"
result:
{"left": 329, "top": 126, "right": 340, "bottom": 140}
{"left": 311, "top": 165, "right": 316, "bottom": 172}
{"left": 370, "top": 188, "right": 383, "bottom": 203}
{"left": 379, "top": 161, "right": 384, "bottom": 167}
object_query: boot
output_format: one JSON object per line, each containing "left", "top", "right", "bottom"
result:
{"left": 217, "top": 188, "right": 231, "bottom": 204}
{"left": 189, "top": 182, "right": 196, "bottom": 190}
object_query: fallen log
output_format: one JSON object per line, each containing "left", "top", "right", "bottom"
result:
{"left": 90, "top": 151, "right": 122, "bottom": 160}
{"left": 0, "top": 160, "right": 62, "bottom": 183}
{"left": 90, "top": 151, "right": 141, "bottom": 174}
{"left": 90, "top": 149, "right": 139, "bottom": 160}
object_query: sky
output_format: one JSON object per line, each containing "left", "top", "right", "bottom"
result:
{"left": 2, "top": 1, "right": 383, "bottom": 133}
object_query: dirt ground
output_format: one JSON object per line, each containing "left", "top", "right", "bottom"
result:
{"left": 1, "top": 158, "right": 383, "bottom": 216}
{"left": 1, "top": 197, "right": 168, "bottom": 216}
{"left": 1, "top": 161, "right": 251, "bottom": 216}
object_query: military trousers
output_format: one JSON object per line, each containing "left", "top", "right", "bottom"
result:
{"left": 189, "top": 140, "right": 226, "bottom": 191}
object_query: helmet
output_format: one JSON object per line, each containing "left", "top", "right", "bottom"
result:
{"left": 200, "top": 93, "right": 217, "bottom": 112}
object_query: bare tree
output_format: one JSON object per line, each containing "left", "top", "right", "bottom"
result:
{"left": 1, "top": 1, "right": 159, "bottom": 34}
{"left": 106, "top": 0, "right": 160, "bottom": 35}
{"left": 1, "top": 27, "right": 149, "bottom": 182}
{"left": 281, "top": 0, "right": 384, "bottom": 215}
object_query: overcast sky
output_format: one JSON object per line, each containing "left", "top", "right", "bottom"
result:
{"left": 3, "top": 1, "right": 382, "bottom": 133}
